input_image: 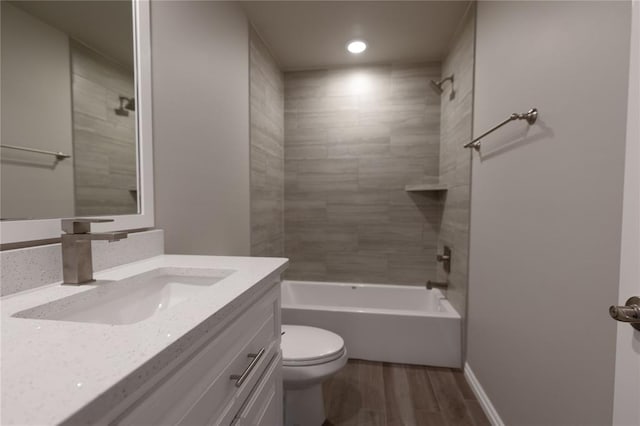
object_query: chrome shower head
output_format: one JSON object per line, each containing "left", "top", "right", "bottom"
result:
{"left": 124, "top": 97, "right": 135, "bottom": 111}
{"left": 430, "top": 79, "right": 444, "bottom": 94}
{"left": 115, "top": 96, "right": 135, "bottom": 116}
{"left": 429, "top": 75, "right": 455, "bottom": 99}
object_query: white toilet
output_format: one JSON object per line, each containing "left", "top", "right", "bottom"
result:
{"left": 281, "top": 325, "right": 348, "bottom": 426}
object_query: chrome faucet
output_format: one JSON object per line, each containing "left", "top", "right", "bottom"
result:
{"left": 426, "top": 280, "right": 449, "bottom": 290}
{"left": 61, "top": 218, "right": 128, "bottom": 285}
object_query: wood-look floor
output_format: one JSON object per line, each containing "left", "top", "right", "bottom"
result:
{"left": 322, "top": 360, "right": 490, "bottom": 426}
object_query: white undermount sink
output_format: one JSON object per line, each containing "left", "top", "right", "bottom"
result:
{"left": 13, "top": 267, "right": 234, "bottom": 325}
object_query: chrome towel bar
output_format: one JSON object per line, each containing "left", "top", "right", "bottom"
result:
{"left": 464, "top": 108, "right": 538, "bottom": 151}
{"left": 0, "top": 144, "right": 71, "bottom": 160}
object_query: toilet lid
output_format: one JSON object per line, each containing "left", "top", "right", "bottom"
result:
{"left": 281, "top": 325, "right": 345, "bottom": 366}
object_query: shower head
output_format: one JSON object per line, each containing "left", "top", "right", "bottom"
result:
{"left": 430, "top": 79, "right": 444, "bottom": 94}
{"left": 124, "top": 97, "right": 135, "bottom": 111}
{"left": 429, "top": 75, "right": 455, "bottom": 98}
{"left": 115, "top": 96, "right": 135, "bottom": 116}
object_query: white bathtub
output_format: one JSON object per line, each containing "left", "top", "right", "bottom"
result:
{"left": 281, "top": 280, "right": 461, "bottom": 368}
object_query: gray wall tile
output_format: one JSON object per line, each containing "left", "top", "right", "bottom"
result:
{"left": 436, "top": 8, "right": 475, "bottom": 351}
{"left": 284, "top": 63, "right": 445, "bottom": 284}
{"left": 250, "top": 28, "right": 285, "bottom": 257}
{"left": 71, "top": 42, "right": 137, "bottom": 216}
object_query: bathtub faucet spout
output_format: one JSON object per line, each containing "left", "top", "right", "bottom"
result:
{"left": 426, "top": 280, "right": 449, "bottom": 290}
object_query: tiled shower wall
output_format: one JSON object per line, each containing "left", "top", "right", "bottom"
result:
{"left": 71, "top": 41, "right": 137, "bottom": 216}
{"left": 284, "top": 64, "right": 443, "bottom": 284}
{"left": 249, "top": 28, "right": 285, "bottom": 256}
{"left": 436, "top": 7, "right": 475, "bottom": 317}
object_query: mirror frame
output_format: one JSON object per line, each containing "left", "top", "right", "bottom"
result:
{"left": 1, "top": 0, "right": 154, "bottom": 244}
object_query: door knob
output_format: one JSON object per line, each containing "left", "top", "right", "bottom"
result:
{"left": 609, "top": 296, "right": 640, "bottom": 331}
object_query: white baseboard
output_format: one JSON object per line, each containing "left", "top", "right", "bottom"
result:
{"left": 464, "top": 362, "right": 505, "bottom": 426}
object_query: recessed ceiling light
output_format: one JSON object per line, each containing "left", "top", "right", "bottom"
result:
{"left": 346, "top": 40, "right": 367, "bottom": 54}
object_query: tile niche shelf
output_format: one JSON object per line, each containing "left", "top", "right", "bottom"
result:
{"left": 404, "top": 183, "right": 449, "bottom": 192}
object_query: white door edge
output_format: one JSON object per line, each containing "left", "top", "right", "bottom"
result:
{"left": 612, "top": 1, "right": 640, "bottom": 424}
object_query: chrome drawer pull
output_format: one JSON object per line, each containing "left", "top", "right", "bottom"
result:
{"left": 230, "top": 347, "right": 265, "bottom": 387}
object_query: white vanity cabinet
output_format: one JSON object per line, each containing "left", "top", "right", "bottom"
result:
{"left": 111, "top": 280, "right": 283, "bottom": 426}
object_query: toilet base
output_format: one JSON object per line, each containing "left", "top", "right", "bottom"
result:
{"left": 284, "top": 384, "right": 326, "bottom": 426}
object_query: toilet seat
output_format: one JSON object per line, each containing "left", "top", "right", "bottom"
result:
{"left": 281, "top": 325, "right": 345, "bottom": 367}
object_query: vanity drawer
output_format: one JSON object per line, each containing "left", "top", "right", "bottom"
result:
{"left": 228, "top": 353, "right": 283, "bottom": 426}
{"left": 116, "top": 285, "right": 280, "bottom": 425}
{"left": 176, "top": 323, "right": 278, "bottom": 425}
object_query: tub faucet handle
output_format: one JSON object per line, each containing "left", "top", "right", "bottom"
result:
{"left": 436, "top": 246, "right": 452, "bottom": 273}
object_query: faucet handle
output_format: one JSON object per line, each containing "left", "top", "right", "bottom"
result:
{"left": 62, "top": 218, "right": 114, "bottom": 234}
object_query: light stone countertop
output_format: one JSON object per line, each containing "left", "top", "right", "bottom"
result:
{"left": 1, "top": 254, "right": 288, "bottom": 425}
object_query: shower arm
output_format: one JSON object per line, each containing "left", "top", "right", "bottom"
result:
{"left": 464, "top": 108, "right": 538, "bottom": 151}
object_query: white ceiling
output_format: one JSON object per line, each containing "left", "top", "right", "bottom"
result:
{"left": 11, "top": 0, "right": 133, "bottom": 69}
{"left": 241, "top": 1, "right": 472, "bottom": 71}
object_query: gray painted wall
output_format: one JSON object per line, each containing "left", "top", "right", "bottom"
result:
{"left": 1, "top": 2, "right": 75, "bottom": 220}
{"left": 250, "top": 28, "right": 285, "bottom": 257}
{"left": 467, "top": 2, "right": 631, "bottom": 424}
{"left": 283, "top": 64, "right": 442, "bottom": 284}
{"left": 151, "top": 1, "right": 250, "bottom": 255}
{"left": 436, "top": 5, "right": 474, "bottom": 326}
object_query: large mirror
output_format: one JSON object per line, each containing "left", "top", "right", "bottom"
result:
{"left": 0, "top": 0, "right": 154, "bottom": 243}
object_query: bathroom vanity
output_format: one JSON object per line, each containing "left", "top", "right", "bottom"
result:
{"left": 1, "top": 255, "right": 288, "bottom": 425}
{"left": 0, "top": 2, "right": 290, "bottom": 422}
